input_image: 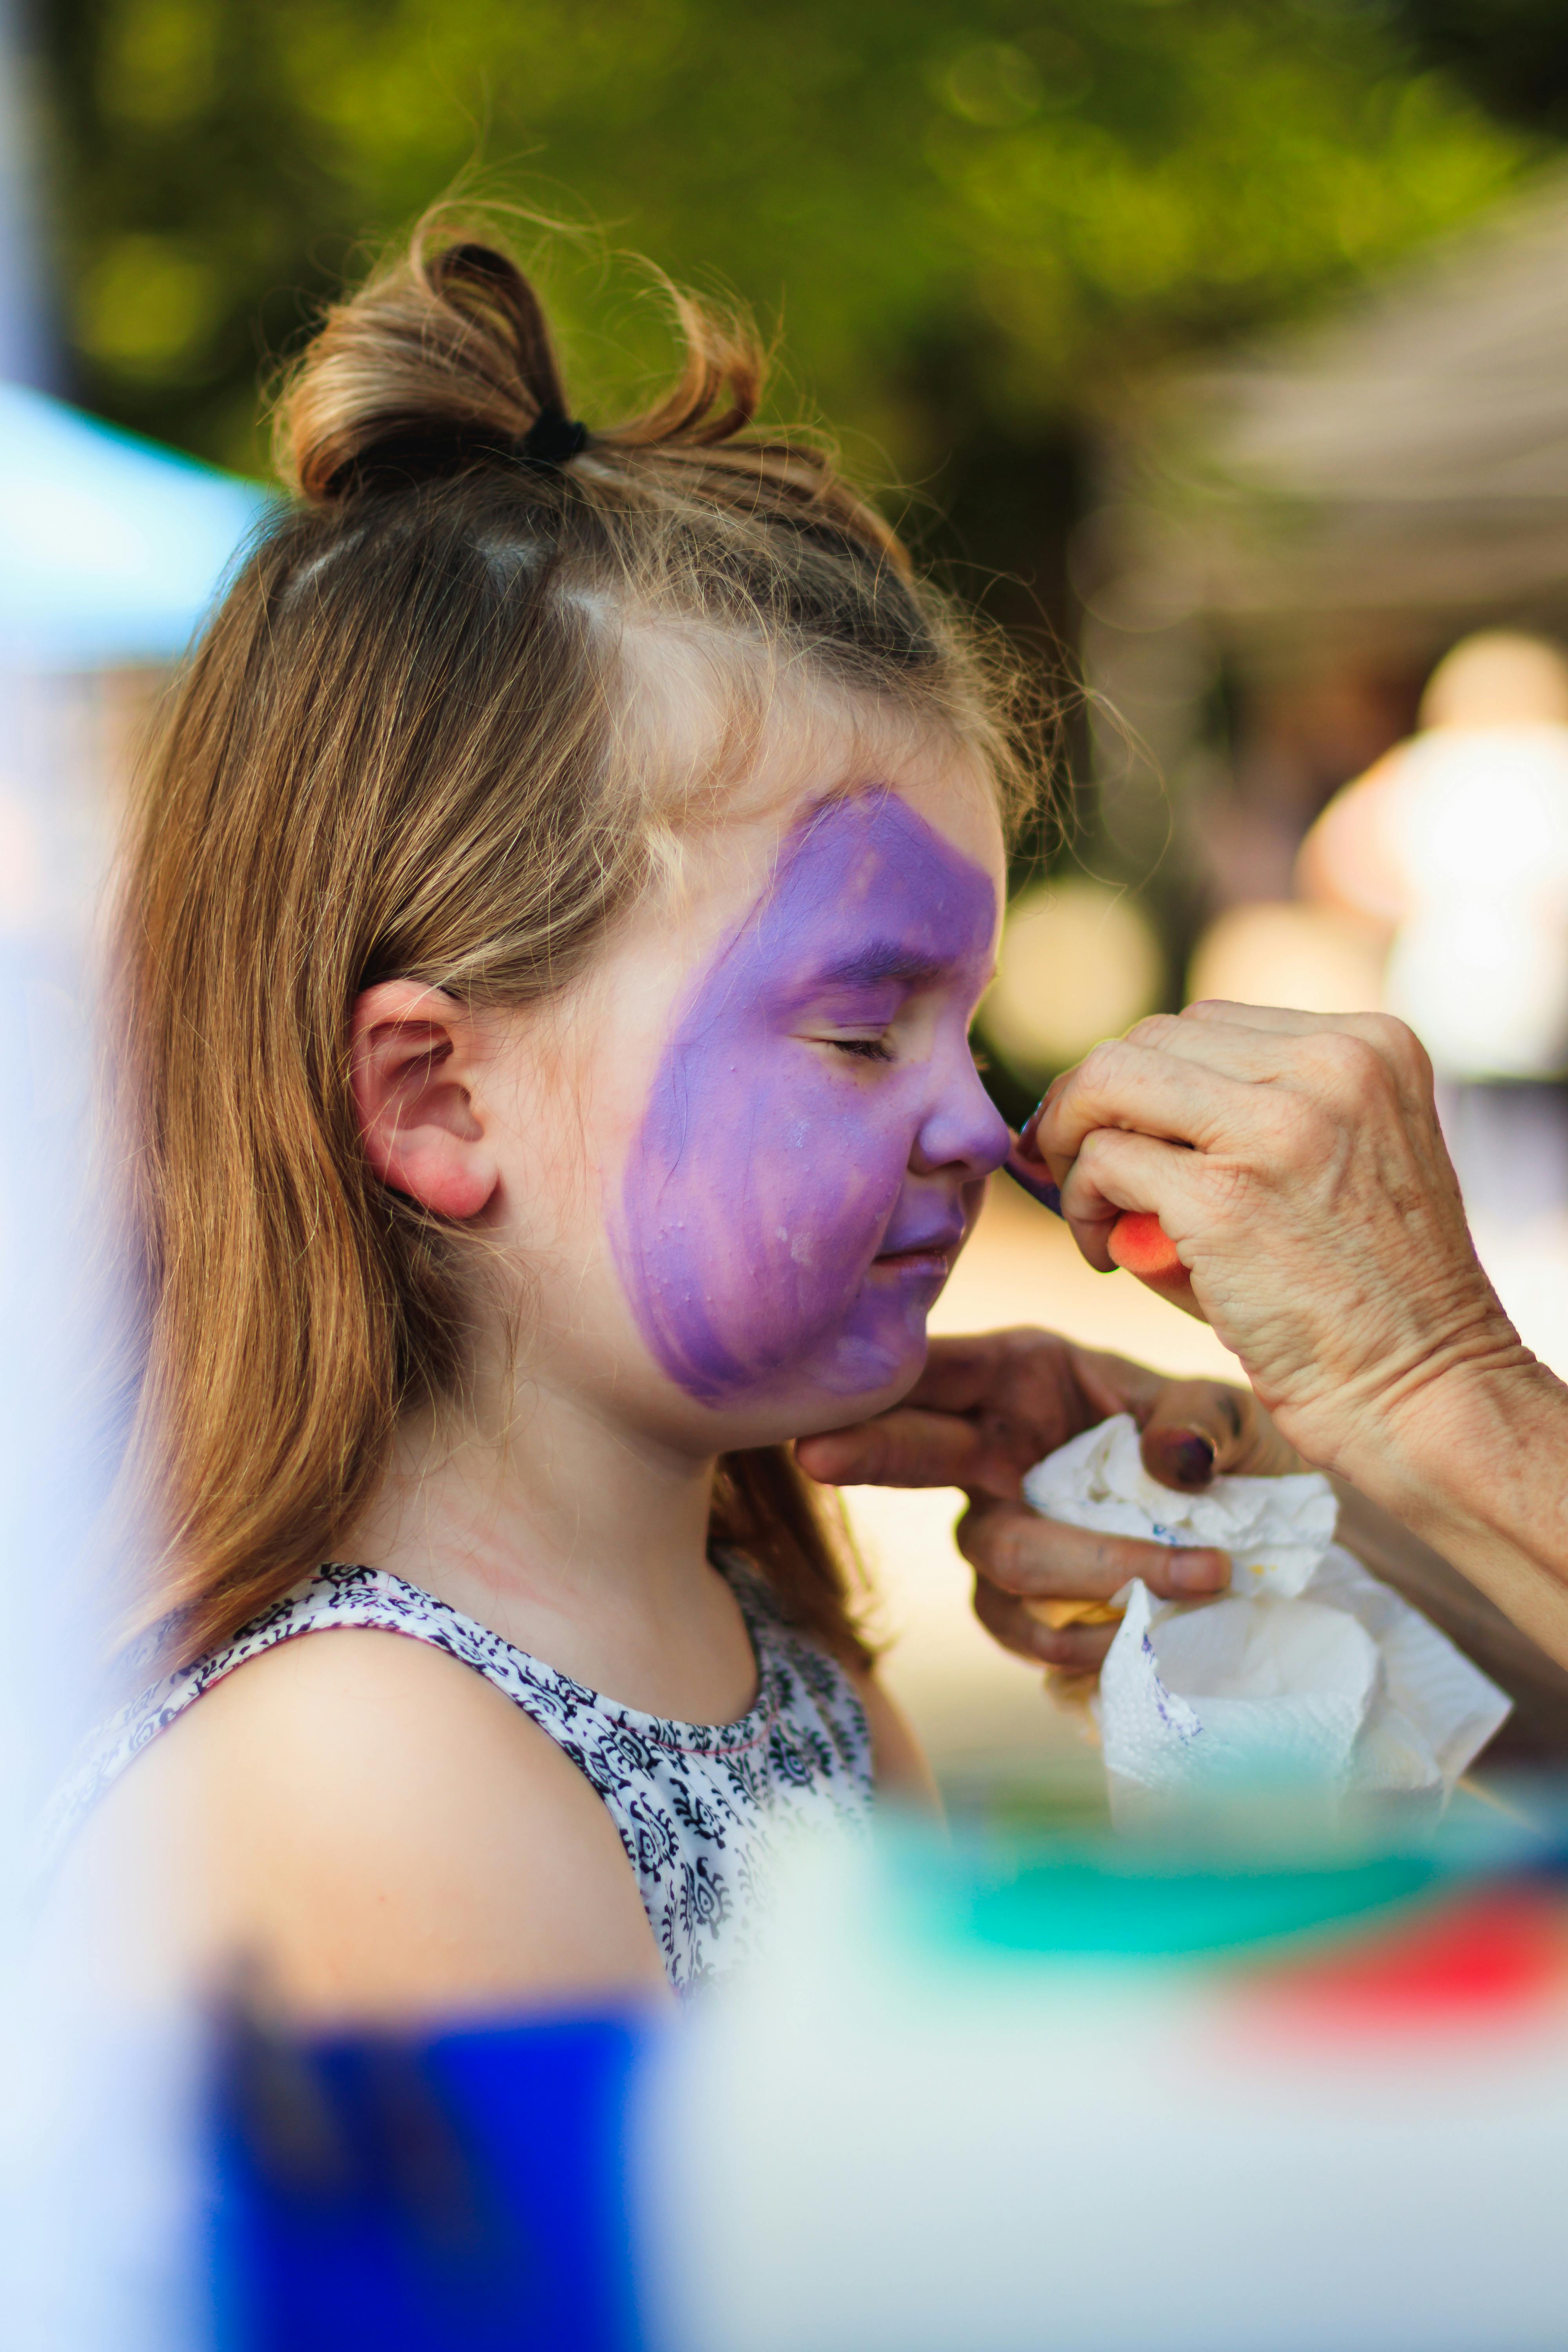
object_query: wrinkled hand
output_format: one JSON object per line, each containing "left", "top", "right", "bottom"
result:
{"left": 796, "top": 1327, "right": 1297, "bottom": 1674}
{"left": 1023, "top": 1004, "right": 1530, "bottom": 1486}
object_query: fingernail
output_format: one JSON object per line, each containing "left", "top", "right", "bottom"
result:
{"left": 1169, "top": 1548, "right": 1228, "bottom": 1593}
{"left": 1003, "top": 1156, "right": 1063, "bottom": 1216}
{"left": 1167, "top": 1432, "right": 1217, "bottom": 1490}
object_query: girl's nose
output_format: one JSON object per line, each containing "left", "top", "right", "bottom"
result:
{"left": 910, "top": 1043, "right": 1010, "bottom": 1179}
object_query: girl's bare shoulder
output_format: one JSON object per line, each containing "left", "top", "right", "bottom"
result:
{"left": 67, "top": 1627, "right": 668, "bottom": 2022}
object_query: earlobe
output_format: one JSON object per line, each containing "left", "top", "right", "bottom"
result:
{"left": 350, "top": 980, "right": 500, "bottom": 1221}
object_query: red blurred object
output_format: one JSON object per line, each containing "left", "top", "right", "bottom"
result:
{"left": 1249, "top": 1888, "right": 1568, "bottom": 2039}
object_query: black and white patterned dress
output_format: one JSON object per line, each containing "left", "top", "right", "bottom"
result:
{"left": 58, "top": 1557, "right": 877, "bottom": 1996}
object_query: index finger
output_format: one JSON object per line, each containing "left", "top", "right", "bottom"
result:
{"left": 796, "top": 1408, "right": 1006, "bottom": 1493}
{"left": 1038, "top": 1038, "right": 1259, "bottom": 1177}
{"left": 1181, "top": 998, "right": 1377, "bottom": 1034}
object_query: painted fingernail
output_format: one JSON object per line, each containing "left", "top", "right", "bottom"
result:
{"left": 1165, "top": 1432, "right": 1217, "bottom": 1490}
{"left": 1169, "top": 1548, "right": 1228, "bottom": 1592}
{"left": 1003, "top": 1157, "right": 1063, "bottom": 1216}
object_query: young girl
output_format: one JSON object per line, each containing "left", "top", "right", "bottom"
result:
{"left": 65, "top": 226, "right": 1033, "bottom": 2019}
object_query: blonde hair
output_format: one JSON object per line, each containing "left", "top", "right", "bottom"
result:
{"left": 109, "top": 225, "right": 1032, "bottom": 1670}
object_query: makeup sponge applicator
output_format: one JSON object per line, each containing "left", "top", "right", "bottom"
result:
{"left": 1003, "top": 1152, "right": 1186, "bottom": 1282}
{"left": 1105, "top": 1211, "right": 1183, "bottom": 1281}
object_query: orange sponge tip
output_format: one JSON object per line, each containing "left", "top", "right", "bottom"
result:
{"left": 1107, "top": 1210, "right": 1183, "bottom": 1280}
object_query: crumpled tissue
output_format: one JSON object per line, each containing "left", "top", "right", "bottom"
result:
{"left": 1022, "top": 1415, "right": 1511, "bottom": 1816}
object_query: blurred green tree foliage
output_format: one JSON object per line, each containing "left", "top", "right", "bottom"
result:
{"left": 37, "top": 0, "right": 1533, "bottom": 507}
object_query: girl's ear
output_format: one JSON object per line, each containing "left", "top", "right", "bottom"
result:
{"left": 350, "top": 980, "right": 500, "bottom": 1221}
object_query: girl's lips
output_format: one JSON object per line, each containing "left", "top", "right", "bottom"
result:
{"left": 871, "top": 1245, "right": 952, "bottom": 1275}
{"left": 872, "top": 1217, "right": 967, "bottom": 1277}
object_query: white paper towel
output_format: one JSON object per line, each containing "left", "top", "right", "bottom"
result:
{"left": 1022, "top": 1416, "right": 1512, "bottom": 1815}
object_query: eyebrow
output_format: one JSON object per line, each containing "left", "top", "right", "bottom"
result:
{"left": 807, "top": 943, "right": 952, "bottom": 991}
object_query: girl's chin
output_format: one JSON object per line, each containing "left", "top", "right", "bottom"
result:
{"left": 771, "top": 1340, "right": 932, "bottom": 1441}
{"left": 653, "top": 1294, "right": 938, "bottom": 1443}
{"left": 682, "top": 1358, "right": 924, "bottom": 1454}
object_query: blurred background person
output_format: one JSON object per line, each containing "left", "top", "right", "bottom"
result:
{"left": 1301, "top": 632, "right": 1568, "bottom": 1209}
{"left": 1300, "top": 632, "right": 1568, "bottom": 1368}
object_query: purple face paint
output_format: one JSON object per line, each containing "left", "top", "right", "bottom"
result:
{"left": 614, "top": 789, "right": 1009, "bottom": 1412}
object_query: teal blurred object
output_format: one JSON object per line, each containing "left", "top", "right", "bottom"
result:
{"left": 0, "top": 382, "right": 268, "bottom": 668}
{"left": 877, "top": 1829, "right": 1452, "bottom": 1964}
{"left": 881, "top": 1777, "right": 1566, "bottom": 1964}
{"left": 889, "top": 1760, "right": 1546, "bottom": 1964}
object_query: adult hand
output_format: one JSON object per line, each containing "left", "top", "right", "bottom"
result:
{"left": 796, "top": 1328, "right": 1296, "bottom": 1674}
{"left": 1021, "top": 1003, "right": 1535, "bottom": 1492}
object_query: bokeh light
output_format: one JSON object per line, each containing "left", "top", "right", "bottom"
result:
{"left": 1186, "top": 901, "right": 1387, "bottom": 1016}
{"left": 982, "top": 877, "right": 1164, "bottom": 1081}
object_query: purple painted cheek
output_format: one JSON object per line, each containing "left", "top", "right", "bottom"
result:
{"left": 613, "top": 792, "right": 998, "bottom": 1409}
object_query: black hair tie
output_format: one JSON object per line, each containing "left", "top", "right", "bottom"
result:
{"left": 517, "top": 402, "right": 589, "bottom": 470}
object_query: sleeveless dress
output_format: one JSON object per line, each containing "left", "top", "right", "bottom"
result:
{"left": 54, "top": 1556, "right": 876, "bottom": 1997}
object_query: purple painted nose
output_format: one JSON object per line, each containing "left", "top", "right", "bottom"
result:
{"left": 912, "top": 1050, "right": 1011, "bottom": 1179}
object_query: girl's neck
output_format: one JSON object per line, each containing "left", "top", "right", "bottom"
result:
{"left": 338, "top": 1379, "right": 758, "bottom": 1723}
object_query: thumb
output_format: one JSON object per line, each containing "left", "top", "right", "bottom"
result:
{"left": 1138, "top": 1380, "right": 1303, "bottom": 1491}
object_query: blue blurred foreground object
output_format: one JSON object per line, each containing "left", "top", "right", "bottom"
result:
{"left": 211, "top": 1806, "right": 1568, "bottom": 2352}
{"left": 212, "top": 2010, "right": 650, "bottom": 2352}
{"left": 0, "top": 383, "right": 267, "bottom": 668}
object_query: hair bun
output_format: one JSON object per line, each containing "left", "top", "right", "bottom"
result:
{"left": 277, "top": 219, "right": 907, "bottom": 576}
{"left": 279, "top": 234, "right": 577, "bottom": 503}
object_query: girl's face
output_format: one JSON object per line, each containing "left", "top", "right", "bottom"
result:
{"left": 490, "top": 713, "right": 1009, "bottom": 1454}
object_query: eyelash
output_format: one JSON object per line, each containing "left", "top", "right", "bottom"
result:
{"left": 829, "top": 1036, "right": 894, "bottom": 1063}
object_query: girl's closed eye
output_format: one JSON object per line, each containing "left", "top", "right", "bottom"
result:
{"left": 791, "top": 998, "right": 900, "bottom": 1062}
{"left": 824, "top": 1032, "right": 894, "bottom": 1063}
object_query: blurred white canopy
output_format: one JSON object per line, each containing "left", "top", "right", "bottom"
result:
{"left": 0, "top": 383, "right": 266, "bottom": 670}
